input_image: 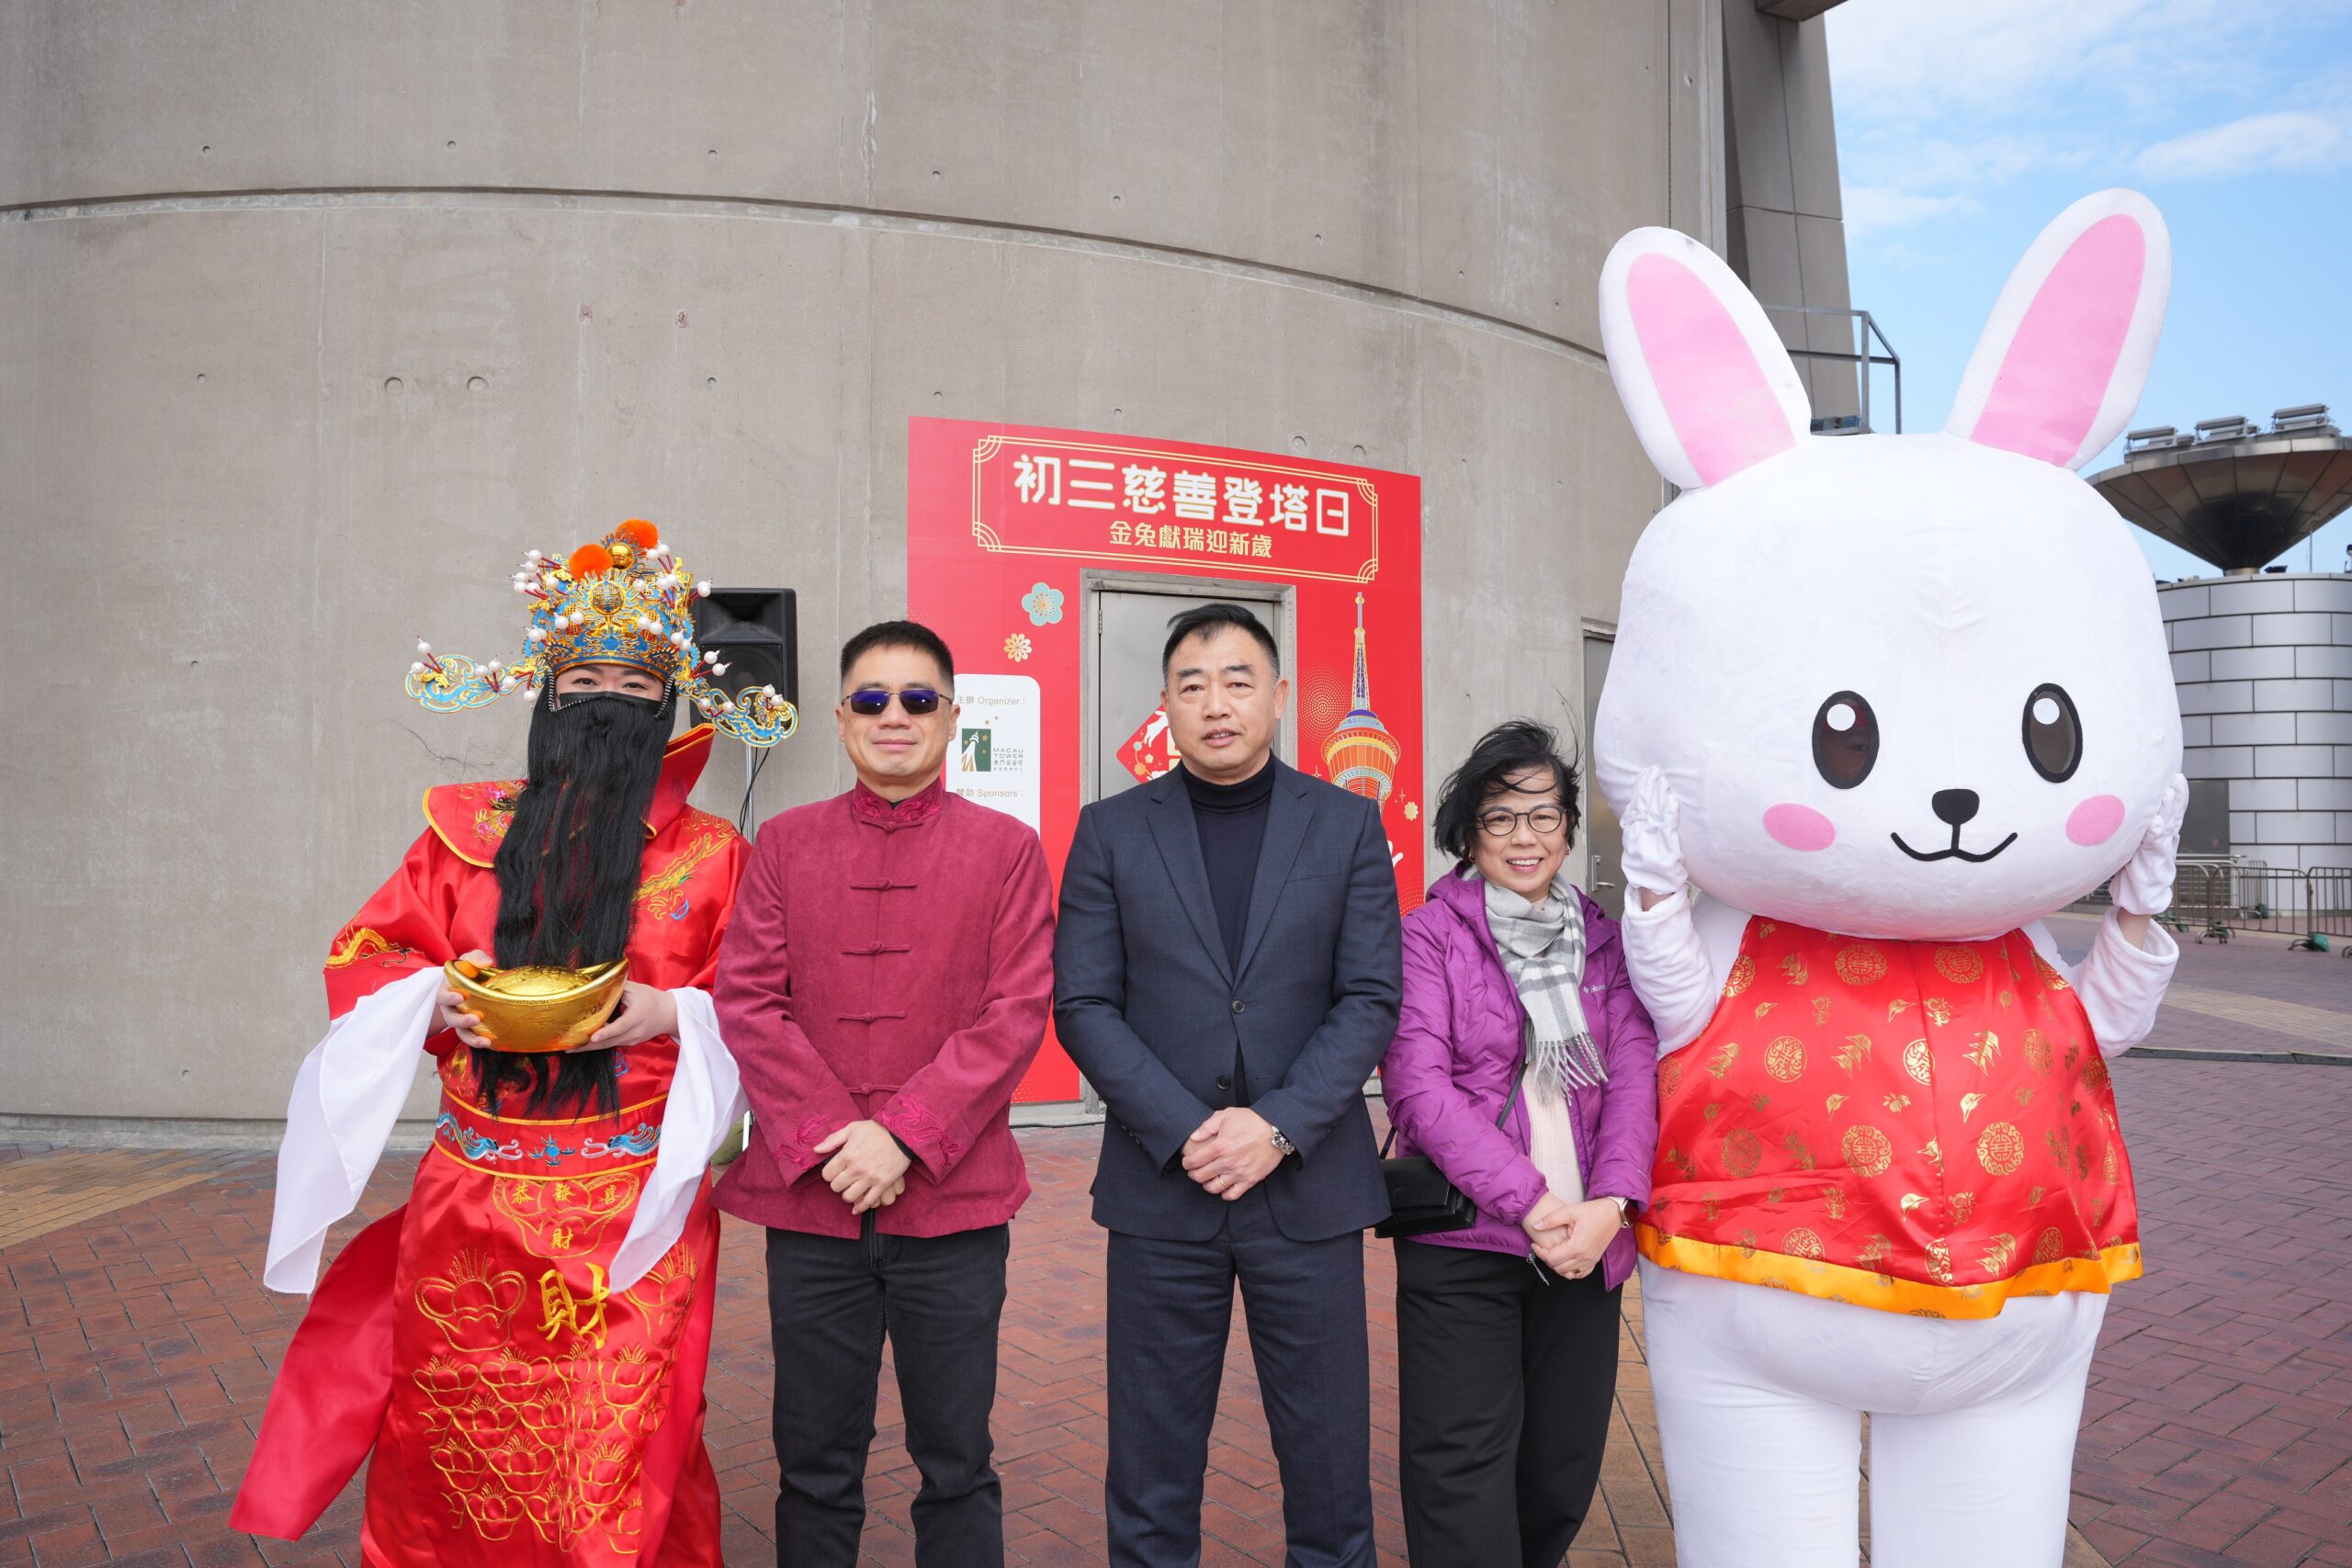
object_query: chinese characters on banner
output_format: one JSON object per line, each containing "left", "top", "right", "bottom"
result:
{"left": 1005, "top": 450, "right": 1359, "bottom": 558}
{"left": 909, "top": 417, "right": 1424, "bottom": 1102}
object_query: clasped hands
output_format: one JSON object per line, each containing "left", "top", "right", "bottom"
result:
{"left": 815, "top": 1120, "right": 910, "bottom": 1215}
{"left": 1182, "top": 1107, "right": 1283, "bottom": 1202}
{"left": 1521, "top": 1193, "right": 1620, "bottom": 1279}
{"left": 434, "top": 950, "right": 678, "bottom": 1052}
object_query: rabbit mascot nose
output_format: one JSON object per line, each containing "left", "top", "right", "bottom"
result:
{"left": 1590, "top": 190, "right": 2188, "bottom": 1567}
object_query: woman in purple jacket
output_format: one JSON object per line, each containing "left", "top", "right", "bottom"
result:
{"left": 1381, "top": 720, "right": 1660, "bottom": 1566}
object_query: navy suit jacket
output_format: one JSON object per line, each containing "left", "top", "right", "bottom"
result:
{"left": 1053, "top": 758, "right": 1404, "bottom": 1242}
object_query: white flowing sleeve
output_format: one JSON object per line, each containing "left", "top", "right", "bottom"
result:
{"left": 262, "top": 965, "right": 444, "bottom": 1294}
{"left": 2027, "top": 913, "right": 2179, "bottom": 1053}
{"left": 607, "top": 986, "right": 747, "bottom": 1292}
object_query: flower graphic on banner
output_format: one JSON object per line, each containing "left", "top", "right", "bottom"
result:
{"left": 1116, "top": 706, "right": 1179, "bottom": 783}
{"left": 1022, "top": 582, "right": 1065, "bottom": 626}
{"left": 1003, "top": 633, "right": 1033, "bottom": 663}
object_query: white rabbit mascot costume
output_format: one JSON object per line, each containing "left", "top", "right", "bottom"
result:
{"left": 1593, "top": 190, "right": 2188, "bottom": 1567}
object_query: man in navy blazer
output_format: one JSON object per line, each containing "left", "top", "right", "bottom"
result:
{"left": 1055, "top": 603, "right": 1403, "bottom": 1568}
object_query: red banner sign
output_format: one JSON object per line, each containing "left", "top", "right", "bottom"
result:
{"left": 909, "top": 417, "right": 1424, "bottom": 1102}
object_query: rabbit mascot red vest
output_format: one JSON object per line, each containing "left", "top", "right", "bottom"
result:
{"left": 1593, "top": 190, "right": 2188, "bottom": 1567}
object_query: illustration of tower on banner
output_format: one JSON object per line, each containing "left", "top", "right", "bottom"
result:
{"left": 1322, "top": 593, "right": 1400, "bottom": 804}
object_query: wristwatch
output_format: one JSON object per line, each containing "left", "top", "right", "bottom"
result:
{"left": 1269, "top": 1126, "right": 1297, "bottom": 1158}
{"left": 1605, "top": 1195, "right": 1633, "bottom": 1228}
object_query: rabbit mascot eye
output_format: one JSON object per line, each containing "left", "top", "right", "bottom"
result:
{"left": 1592, "top": 190, "right": 2187, "bottom": 1568}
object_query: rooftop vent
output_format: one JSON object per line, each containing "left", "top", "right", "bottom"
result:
{"left": 2194, "top": 415, "right": 2261, "bottom": 444}
{"left": 2271, "top": 403, "right": 2337, "bottom": 435}
{"left": 2126, "top": 425, "right": 2194, "bottom": 454}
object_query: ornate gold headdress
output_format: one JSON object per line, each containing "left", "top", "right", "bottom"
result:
{"left": 404, "top": 518, "right": 797, "bottom": 747}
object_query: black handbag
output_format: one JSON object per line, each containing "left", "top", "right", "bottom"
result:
{"left": 1374, "top": 1063, "right": 1524, "bottom": 1240}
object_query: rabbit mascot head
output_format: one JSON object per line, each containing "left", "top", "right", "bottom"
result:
{"left": 1592, "top": 190, "right": 2179, "bottom": 941}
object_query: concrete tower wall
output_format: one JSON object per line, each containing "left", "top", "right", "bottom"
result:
{"left": 1722, "top": 1, "right": 1857, "bottom": 423}
{"left": 2164, "top": 575, "right": 2352, "bottom": 873}
{"left": 2, "top": 2, "right": 1729, "bottom": 1134}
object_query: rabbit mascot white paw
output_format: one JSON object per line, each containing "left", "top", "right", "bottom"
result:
{"left": 1592, "top": 190, "right": 2188, "bottom": 1568}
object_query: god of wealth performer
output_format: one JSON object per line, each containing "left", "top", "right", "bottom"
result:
{"left": 231, "top": 518, "right": 796, "bottom": 1567}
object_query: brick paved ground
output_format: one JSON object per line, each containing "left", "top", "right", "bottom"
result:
{"left": 2050, "top": 913, "right": 2352, "bottom": 1063}
{"left": 3, "top": 931, "right": 2347, "bottom": 1566}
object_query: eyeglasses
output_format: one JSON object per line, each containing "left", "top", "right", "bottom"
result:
{"left": 1476, "top": 806, "right": 1568, "bottom": 839}
{"left": 845, "top": 687, "right": 947, "bottom": 716}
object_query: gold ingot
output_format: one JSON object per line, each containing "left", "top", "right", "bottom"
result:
{"left": 443, "top": 959, "right": 629, "bottom": 1054}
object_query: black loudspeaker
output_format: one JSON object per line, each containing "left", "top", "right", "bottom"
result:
{"left": 691, "top": 589, "right": 798, "bottom": 710}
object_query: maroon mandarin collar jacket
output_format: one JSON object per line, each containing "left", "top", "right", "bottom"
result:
{"left": 711, "top": 774, "right": 1057, "bottom": 1238}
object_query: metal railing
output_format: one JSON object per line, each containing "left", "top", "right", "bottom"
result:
{"left": 1758, "top": 304, "right": 1903, "bottom": 434}
{"left": 2065, "top": 858, "right": 2352, "bottom": 949}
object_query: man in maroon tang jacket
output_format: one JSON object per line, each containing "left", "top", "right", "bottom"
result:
{"left": 714, "top": 619, "right": 1056, "bottom": 1568}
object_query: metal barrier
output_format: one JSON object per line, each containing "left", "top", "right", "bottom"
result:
{"left": 2312, "top": 867, "right": 2352, "bottom": 940}
{"left": 2067, "top": 860, "right": 2352, "bottom": 950}
{"left": 2180, "top": 863, "right": 2352, "bottom": 948}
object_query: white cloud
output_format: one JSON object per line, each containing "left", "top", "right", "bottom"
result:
{"left": 1825, "top": 1, "right": 2352, "bottom": 232}
{"left": 1841, "top": 184, "right": 1971, "bottom": 237}
{"left": 1826, "top": 0, "right": 2336, "bottom": 124}
{"left": 1843, "top": 132, "right": 2058, "bottom": 192}
{"left": 2136, "top": 109, "right": 2352, "bottom": 178}
{"left": 1835, "top": 135, "right": 2103, "bottom": 235}
{"left": 1826, "top": 0, "right": 2160, "bottom": 120}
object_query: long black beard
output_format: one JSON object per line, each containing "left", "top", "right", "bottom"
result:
{"left": 475, "top": 688, "right": 671, "bottom": 1116}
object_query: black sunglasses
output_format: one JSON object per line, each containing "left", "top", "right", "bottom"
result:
{"left": 845, "top": 686, "right": 947, "bottom": 716}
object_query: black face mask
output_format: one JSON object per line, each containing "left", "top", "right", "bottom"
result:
{"left": 475, "top": 684, "right": 672, "bottom": 1116}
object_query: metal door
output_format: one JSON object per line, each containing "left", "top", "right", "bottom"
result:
{"left": 1582, "top": 633, "right": 1624, "bottom": 917}
{"left": 1091, "top": 582, "right": 1289, "bottom": 802}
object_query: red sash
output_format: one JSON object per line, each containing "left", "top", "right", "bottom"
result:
{"left": 1636, "top": 919, "right": 2141, "bottom": 1319}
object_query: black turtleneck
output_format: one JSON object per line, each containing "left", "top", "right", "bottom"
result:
{"left": 1182, "top": 760, "right": 1275, "bottom": 972}
{"left": 1184, "top": 759, "right": 1275, "bottom": 1111}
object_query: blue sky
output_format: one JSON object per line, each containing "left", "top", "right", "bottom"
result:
{"left": 1825, "top": 0, "right": 2352, "bottom": 579}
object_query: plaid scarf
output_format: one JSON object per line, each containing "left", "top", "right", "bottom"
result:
{"left": 1477, "top": 868, "right": 1607, "bottom": 1097}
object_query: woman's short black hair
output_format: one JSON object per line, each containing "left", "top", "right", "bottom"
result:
{"left": 1430, "top": 719, "right": 1582, "bottom": 862}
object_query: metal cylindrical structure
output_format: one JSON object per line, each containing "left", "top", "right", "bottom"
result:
{"left": 2164, "top": 572, "right": 2352, "bottom": 876}
{"left": 3, "top": 1, "right": 1725, "bottom": 1132}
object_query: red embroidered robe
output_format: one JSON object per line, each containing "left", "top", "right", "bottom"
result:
{"left": 232, "top": 728, "right": 747, "bottom": 1566}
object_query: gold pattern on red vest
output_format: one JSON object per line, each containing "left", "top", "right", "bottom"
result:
{"left": 1637, "top": 919, "right": 2141, "bottom": 1318}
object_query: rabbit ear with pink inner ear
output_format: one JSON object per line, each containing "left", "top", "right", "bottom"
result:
{"left": 1947, "top": 188, "right": 2170, "bottom": 472}
{"left": 1597, "top": 226, "right": 1813, "bottom": 492}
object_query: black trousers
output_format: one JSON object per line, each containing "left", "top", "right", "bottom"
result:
{"left": 1103, "top": 1187, "right": 1375, "bottom": 1568}
{"left": 763, "top": 1219, "right": 1010, "bottom": 1568}
{"left": 1391, "top": 1237, "right": 1623, "bottom": 1568}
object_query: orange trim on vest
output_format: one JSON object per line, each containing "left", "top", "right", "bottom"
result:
{"left": 1636, "top": 1224, "right": 2143, "bottom": 1320}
